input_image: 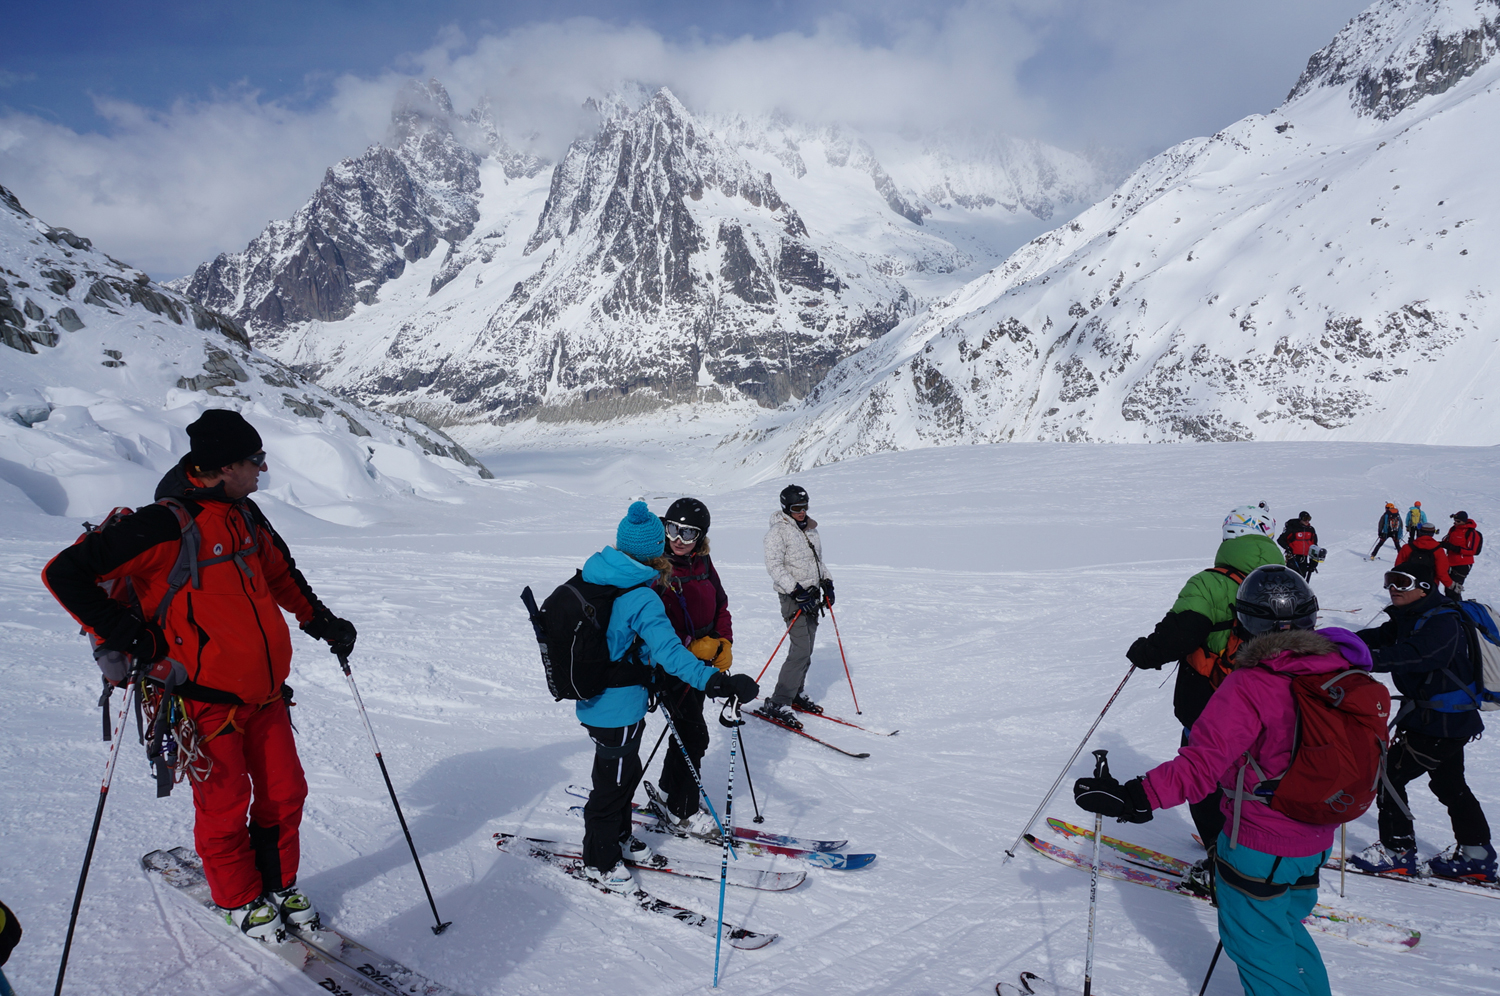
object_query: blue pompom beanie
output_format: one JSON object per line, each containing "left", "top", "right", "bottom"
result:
{"left": 616, "top": 501, "right": 665, "bottom": 561}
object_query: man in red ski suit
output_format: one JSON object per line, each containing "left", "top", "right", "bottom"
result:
{"left": 43, "top": 410, "right": 356, "bottom": 939}
{"left": 1441, "top": 512, "right": 1481, "bottom": 599}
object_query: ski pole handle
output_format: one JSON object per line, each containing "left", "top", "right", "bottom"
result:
{"left": 1092, "top": 748, "right": 1110, "bottom": 781}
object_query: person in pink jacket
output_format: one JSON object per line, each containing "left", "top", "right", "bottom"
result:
{"left": 1076, "top": 566, "right": 1367, "bottom": 996}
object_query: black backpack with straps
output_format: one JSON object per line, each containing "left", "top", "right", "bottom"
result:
{"left": 520, "top": 572, "right": 655, "bottom": 701}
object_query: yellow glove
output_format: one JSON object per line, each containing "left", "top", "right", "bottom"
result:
{"left": 689, "top": 636, "right": 733, "bottom": 671}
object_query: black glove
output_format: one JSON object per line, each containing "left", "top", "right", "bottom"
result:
{"left": 303, "top": 609, "right": 357, "bottom": 657}
{"left": 792, "top": 584, "right": 819, "bottom": 612}
{"left": 1074, "top": 774, "right": 1153, "bottom": 824}
{"left": 104, "top": 615, "right": 168, "bottom": 666}
{"left": 1125, "top": 636, "right": 1164, "bottom": 670}
{"left": 0, "top": 898, "right": 20, "bottom": 967}
{"left": 820, "top": 579, "right": 835, "bottom": 607}
{"left": 705, "top": 671, "right": 760, "bottom": 702}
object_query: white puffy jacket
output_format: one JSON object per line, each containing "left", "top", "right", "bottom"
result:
{"left": 764, "top": 510, "right": 831, "bottom": 595}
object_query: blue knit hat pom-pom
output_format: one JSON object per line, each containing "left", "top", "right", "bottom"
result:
{"left": 616, "top": 500, "right": 665, "bottom": 561}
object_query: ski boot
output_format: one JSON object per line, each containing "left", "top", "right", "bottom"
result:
{"left": 584, "top": 861, "right": 635, "bottom": 895}
{"left": 1183, "top": 856, "right": 1216, "bottom": 904}
{"left": 269, "top": 884, "right": 320, "bottom": 930}
{"left": 1428, "top": 842, "right": 1497, "bottom": 882}
{"left": 223, "top": 896, "right": 283, "bottom": 941}
{"left": 623, "top": 835, "right": 657, "bottom": 865}
{"left": 792, "top": 693, "right": 824, "bottom": 715}
{"left": 681, "top": 809, "right": 721, "bottom": 838}
{"left": 1347, "top": 841, "right": 1418, "bottom": 876}
{"left": 755, "top": 701, "right": 802, "bottom": 730}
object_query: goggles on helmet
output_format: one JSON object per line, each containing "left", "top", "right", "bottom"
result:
{"left": 665, "top": 521, "right": 702, "bottom": 544}
{"left": 1384, "top": 571, "right": 1422, "bottom": 592}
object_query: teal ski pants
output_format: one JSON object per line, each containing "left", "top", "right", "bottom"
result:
{"left": 1214, "top": 833, "right": 1331, "bottom": 996}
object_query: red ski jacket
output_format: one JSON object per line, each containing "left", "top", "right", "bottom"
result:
{"left": 1443, "top": 520, "right": 1481, "bottom": 567}
{"left": 43, "top": 462, "right": 325, "bottom": 705}
{"left": 1395, "top": 536, "right": 1454, "bottom": 590}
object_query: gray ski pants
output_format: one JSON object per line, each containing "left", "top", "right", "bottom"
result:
{"left": 770, "top": 592, "right": 819, "bottom": 706}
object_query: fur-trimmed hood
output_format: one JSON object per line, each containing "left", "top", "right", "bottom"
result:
{"left": 1235, "top": 626, "right": 1372, "bottom": 674}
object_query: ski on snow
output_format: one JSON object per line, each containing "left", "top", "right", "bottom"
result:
{"left": 1024, "top": 830, "right": 1420, "bottom": 949}
{"left": 748, "top": 709, "right": 871, "bottom": 757}
{"left": 1324, "top": 855, "right": 1500, "bottom": 899}
{"left": 564, "top": 807, "right": 878, "bottom": 870}
{"left": 995, "top": 971, "right": 1069, "bottom": 996}
{"left": 143, "top": 847, "right": 469, "bottom": 996}
{"left": 564, "top": 784, "right": 849, "bottom": 851}
{"left": 494, "top": 835, "right": 777, "bottom": 949}
{"left": 790, "top": 706, "right": 898, "bottom": 737}
{"left": 491, "top": 833, "right": 805, "bottom": 891}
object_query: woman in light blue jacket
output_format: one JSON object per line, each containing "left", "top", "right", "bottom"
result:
{"left": 578, "top": 502, "right": 759, "bottom": 892}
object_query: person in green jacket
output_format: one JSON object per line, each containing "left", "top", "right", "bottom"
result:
{"left": 1125, "top": 503, "right": 1285, "bottom": 892}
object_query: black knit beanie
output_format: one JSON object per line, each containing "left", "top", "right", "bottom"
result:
{"left": 187, "top": 409, "right": 262, "bottom": 473}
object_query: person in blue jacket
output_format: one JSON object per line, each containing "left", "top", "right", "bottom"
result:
{"left": 577, "top": 501, "right": 759, "bottom": 892}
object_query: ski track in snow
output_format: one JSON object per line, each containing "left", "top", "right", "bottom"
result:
{"left": 4, "top": 439, "right": 1500, "bottom": 995}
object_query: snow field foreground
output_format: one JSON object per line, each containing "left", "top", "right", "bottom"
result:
{"left": 2, "top": 440, "right": 1499, "bottom": 995}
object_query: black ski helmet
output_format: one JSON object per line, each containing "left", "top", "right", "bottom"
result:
{"left": 1235, "top": 565, "right": 1319, "bottom": 635}
{"left": 780, "top": 484, "right": 809, "bottom": 513}
{"left": 665, "top": 497, "right": 710, "bottom": 534}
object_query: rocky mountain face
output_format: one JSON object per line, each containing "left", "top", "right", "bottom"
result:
{"left": 739, "top": 0, "right": 1500, "bottom": 470}
{"left": 176, "top": 82, "right": 1108, "bottom": 428}
{"left": 1, "top": 180, "right": 492, "bottom": 519}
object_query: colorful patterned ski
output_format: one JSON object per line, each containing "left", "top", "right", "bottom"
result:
{"left": 1046, "top": 817, "right": 1191, "bottom": 876}
{"left": 1324, "top": 856, "right": 1500, "bottom": 899}
{"left": 491, "top": 833, "right": 805, "bottom": 891}
{"left": 565, "top": 784, "right": 847, "bottom": 850}
{"left": 495, "top": 835, "right": 777, "bottom": 949}
{"left": 1023, "top": 833, "right": 1420, "bottom": 949}
{"left": 563, "top": 805, "right": 877, "bottom": 869}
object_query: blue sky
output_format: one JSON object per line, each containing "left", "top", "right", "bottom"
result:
{"left": 0, "top": 1, "right": 1371, "bottom": 276}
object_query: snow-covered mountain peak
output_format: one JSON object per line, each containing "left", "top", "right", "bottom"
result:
{"left": 1288, "top": 0, "right": 1500, "bottom": 118}
{"left": 391, "top": 77, "right": 459, "bottom": 144}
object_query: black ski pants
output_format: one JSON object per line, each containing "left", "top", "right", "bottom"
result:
{"left": 1175, "top": 667, "right": 1227, "bottom": 850}
{"left": 582, "top": 719, "right": 645, "bottom": 872}
{"left": 1378, "top": 731, "right": 1491, "bottom": 852}
{"left": 1447, "top": 563, "right": 1473, "bottom": 598}
{"left": 1370, "top": 534, "right": 1400, "bottom": 559}
{"left": 658, "top": 676, "right": 710, "bottom": 821}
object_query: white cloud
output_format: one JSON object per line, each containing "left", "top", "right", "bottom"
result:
{"left": 0, "top": 1, "right": 1368, "bottom": 279}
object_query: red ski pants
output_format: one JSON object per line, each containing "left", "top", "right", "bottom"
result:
{"left": 186, "top": 697, "right": 308, "bottom": 909}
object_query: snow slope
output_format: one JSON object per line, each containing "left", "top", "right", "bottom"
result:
{"left": 2, "top": 438, "right": 1498, "bottom": 996}
{"left": 0, "top": 182, "right": 492, "bottom": 526}
{"left": 747, "top": 0, "right": 1500, "bottom": 471}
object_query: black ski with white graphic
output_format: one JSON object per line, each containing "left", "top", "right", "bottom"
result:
{"left": 495, "top": 834, "right": 777, "bottom": 949}
{"left": 749, "top": 710, "right": 870, "bottom": 757}
{"left": 143, "top": 847, "right": 469, "bottom": 996}
{"left": 996, "top": 971, "right": 1069, "bottom": 995}
{"left": 565, "top": 783, "right": 851, "bottom": 851}
{"left": 492, "top": 833, "right": 805, "bottom": 891}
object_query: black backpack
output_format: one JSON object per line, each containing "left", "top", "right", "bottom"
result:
{"left": 520, "top": 572, "right": 654, "bottom": 701}
{"left": 1403, "top": 543, "right": 1438, "bottom": 579}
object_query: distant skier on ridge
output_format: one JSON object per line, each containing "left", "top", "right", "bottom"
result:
{"left": 1123, "top": 503, "right": 1283, "bottom": 894}
{"left": 1369, "top": 502, "right": 1404, "bottom": 561}
{"left": 758, "top": 484, "right": 834, "bottom": 730}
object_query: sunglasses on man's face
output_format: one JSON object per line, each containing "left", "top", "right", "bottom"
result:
{"left": 244, "top": 451, "right": 267, "bottom": 468}
{"left": 665, "top": 521, "right": 702, "bottom": 544}
{"left": 1384, "top": 572, "right": 1421, "bottom": 592}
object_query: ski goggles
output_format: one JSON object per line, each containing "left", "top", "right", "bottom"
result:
{"left": 786, "top": 503, "right": 809, "bottom": 513}
{"left": 1383, "top": 571, "right": 1422, "bottom": 591}
{"left": 665, "top": 521, "right": 702, "bottom": 544}
{"left": 244, "top": 451, "right": 267, "bottom": 468}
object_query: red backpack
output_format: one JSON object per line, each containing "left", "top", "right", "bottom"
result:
{"left": 1230, "top": 668, "right": 1391, "bottom": 845}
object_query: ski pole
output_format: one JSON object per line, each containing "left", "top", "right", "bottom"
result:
{"left": 1197, "top": 940, "right": 1223, "bottom": 996}
{"left": 825, "top": 605, "right": 861, "bottom": 714}
{"left": 755, "top": 610, "right": 802, "bottom": 683}
{"left": 714, "top": 699, "right": 745, "bottom": 987}
{"left": 1003, "top": 666, "right": 1137, "bottom": 862}
{"left": 660, "top": 703, "right": 737, "bottom": 860}
{"left": 736, "top": 713, "right": 765, "bottom": 824}
{"left": 1083, "top": 750, "right": 1107, "bottom": 996}
{"left": 56, "top": 676, "right": 137, "bottom": 996}
{"left": 1340, "top": 824, "right": 1346, "bottom": 899}
{"left": 338, "top": 654, "right": 452, "bottom": 934}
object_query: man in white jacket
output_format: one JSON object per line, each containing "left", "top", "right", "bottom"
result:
{"left": 759, "top": 484, "right": 834, "bottom": 730}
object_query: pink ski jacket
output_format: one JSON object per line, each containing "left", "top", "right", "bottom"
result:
{"left": 1141, "top": 627, "right": 1374, "bottom": 857}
